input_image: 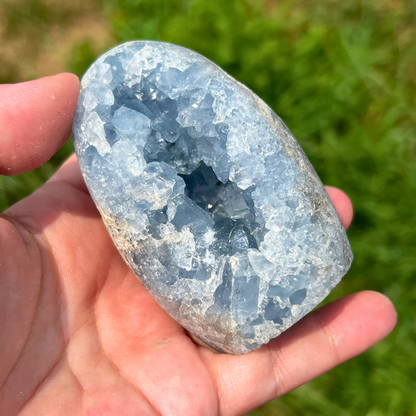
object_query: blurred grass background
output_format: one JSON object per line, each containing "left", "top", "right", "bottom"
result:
{"left": 0, "top": 0, "right": 415, "bottom": 414}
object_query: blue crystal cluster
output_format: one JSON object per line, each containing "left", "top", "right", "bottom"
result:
{"left": 73, "top": 41, "right": 352, "bottom": 354}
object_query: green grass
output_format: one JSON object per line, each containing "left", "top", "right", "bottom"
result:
{"left": 1, "top": 0, "right": 416, "bottom": 414}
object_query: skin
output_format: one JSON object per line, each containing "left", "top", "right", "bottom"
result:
{"left": 0, "top": 73, "right": 397, "bottom": 416}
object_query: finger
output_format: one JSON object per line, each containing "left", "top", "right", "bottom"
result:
{"left": 208, "top": 291, "right": 396, "bottom": 416}
{"left": 0, "top": 73, "right": 79, "bottom": 175}
{"left": 48, "top": 153, "right": 88, "bottom": 194}
{"left": 325, "top": 186, "right": 353, "bottom": 229}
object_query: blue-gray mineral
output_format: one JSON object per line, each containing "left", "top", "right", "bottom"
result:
{"left": 73, "top": 41, "right": 353, "bottom": 354}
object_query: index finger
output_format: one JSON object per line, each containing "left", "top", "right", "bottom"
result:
{"left": 206, "top": 290, "right": 396, "bottom": 416}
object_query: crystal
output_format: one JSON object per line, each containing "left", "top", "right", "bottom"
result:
{"left": 73, "top": 41, "right": 353, "bottom": 354}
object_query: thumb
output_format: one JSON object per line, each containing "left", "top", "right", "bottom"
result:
{"left": 0, "top": 73, "right": 79, "bottom": 175}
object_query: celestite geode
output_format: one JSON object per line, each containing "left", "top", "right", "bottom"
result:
{"left": 73, "top": 41, "right": 353, "bottom": 354}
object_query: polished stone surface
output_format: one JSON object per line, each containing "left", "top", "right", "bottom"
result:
{"left": 73, "top": 41, "right": 353, "bottom": 354}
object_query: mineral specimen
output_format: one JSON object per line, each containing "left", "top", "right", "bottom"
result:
{"left": 73, "top": 41, "right": 353, "bottom": 354}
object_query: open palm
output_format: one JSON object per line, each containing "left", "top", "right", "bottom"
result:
{"left": 0, "top": 74, "right": 396, "bottom": 416}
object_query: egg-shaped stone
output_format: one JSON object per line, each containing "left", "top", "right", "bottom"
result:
{"left": 73, "top": 41, "right": 352, "bottom": 354}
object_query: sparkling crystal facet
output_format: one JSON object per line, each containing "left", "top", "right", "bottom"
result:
{"left": 73, "top": 41, "right": 353, "bottom": 354}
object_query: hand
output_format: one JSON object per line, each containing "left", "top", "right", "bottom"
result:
{"left": 0, "top": 74, "right": 397, "bottom": 416}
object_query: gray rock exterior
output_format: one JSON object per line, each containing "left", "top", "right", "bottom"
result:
{"left": 73, "top": 41, "right": 353, "bottom": 354}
